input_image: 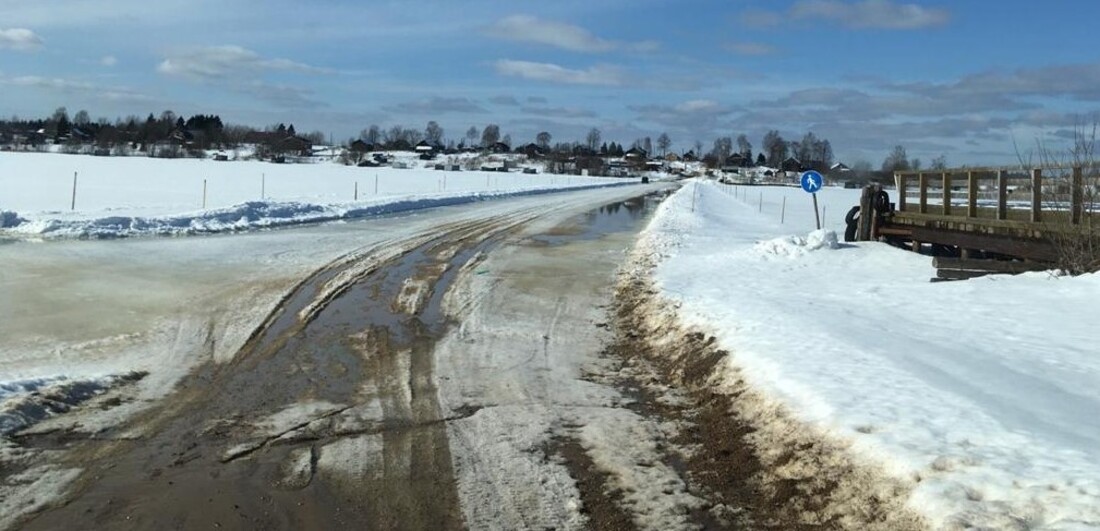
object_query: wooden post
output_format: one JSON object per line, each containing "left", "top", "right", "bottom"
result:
{"left": 71, "top": 172, "right": 78, "bottom": 211}
{"left": 897, "top": 172, "right": 907, "bottom": 212}
{"left": 858, "top": 186, "right": 874, "bottom": 240}
{"left": 918, "top": 172, "right": 928, "bottom": 214}
{"left": 967, "top": 171, "right": 978, "bottom": 218}
{"left": 942, "top": 171, "right": 952, "bottom": 216}
{"left": 1071, "top": 166, "right": 1083, "bottom": 225}
{"left": 1031, "top": 168, "right": 1042, "bottom": 223}
{"left": 997, "top": 169, "right": 1008, "bottom": 220}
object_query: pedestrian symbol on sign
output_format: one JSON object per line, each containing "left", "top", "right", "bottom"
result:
{"left": 801, "top": 170, "right": 823, "bottom": 193}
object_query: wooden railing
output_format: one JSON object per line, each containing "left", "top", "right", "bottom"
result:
{"left": 894, "top": 167, "right": 1090, "bottom": 225}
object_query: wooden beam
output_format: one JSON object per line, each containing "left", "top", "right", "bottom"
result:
{"left": 967, "top": 171, "right": 978, "bottom": 218}
{"left": 936, "top": 269, "right": 992, "bottom": 280}
{"left": 997, "top": 169, "right": 1008, "bottom": 220}
{"left": 918, "top": 172, "right": 928, "bottom": 214}
{"left": 1071, "top": 166, "right": 1083, "bottom": 225}
{"left": 1031, "top": 168, "right": 1042, "bottom": 223}
{"left": 932, "top": 257, "right": 1052, "bottom": 273}
{"left": 909, "top": 226, "right": 1058, "bottom": 262}
{"left": 897, "top": 172, "right": 907, "bottom": 212}
{"left": 942, "top": 171, "right": 952, "bottom": 216}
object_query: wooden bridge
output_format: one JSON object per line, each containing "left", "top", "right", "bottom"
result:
{"left": 853, "top": 166, "right": 1097, "bottom": 279}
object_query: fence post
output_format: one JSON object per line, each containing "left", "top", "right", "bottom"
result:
{"left": 997, "top": 170, "right": 1008, "bottom": 220}
{"left": 781, "top": 196, "right": 786, "bottom": 224}
{"left": 261, "top": 173, "right": 265, "bottom": 200}
{"left": 202, "top": 178, "right": 207, "bottom": 209}
{"left": 375, "top": 174, "right": 379, "bottom": 195}
{"left": 896, "top": 172, "right": 907, "bottom": 212}
{"left": 1071, "top": 166, "right": 1083, "bottom": 225}
{"left": 942, "top": 171, "right": 952, "bottom": 216}
{"left": 1031, "top": 168, "right": 1042, "bottom": 223}
{"left": 758, "top": 191, "right": 762, "bottom": 212}
{"left": 967, "top": 171, "right": 978, "bottom": 218}
{"left": 355, "top": 181, "right": 359, "bottom": 201}
{"left": 71, "top": 171, "right": 78, "bottom": 211}
{"left": 918, "top": 172, "right": 928, "bottom": 214}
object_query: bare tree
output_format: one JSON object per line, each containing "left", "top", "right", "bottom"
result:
{"left": 502, "top": 133, "right": 511, "bottom": 148}
{"left": 536, "top": 131, "right": 552, "bottom": 149}
{"left": 930, "top": 155, "right": 947, "bottom": 170}
{"left": 881, "top": 145, "right": 910, "bottom": 173}
{"left": 586, "top": 128, "right": 601, "bottom": 152}
{"left": 694, "top": 140, "right": 703, "bottom": 157}
{"left": 711, "top": 136, "right": 733, "bottom": 164}
{"left": 736, "top": 134, "right": 752, "bottom": 157}
{"left": 466, "top": 126, "right": 479, "bottom": 146}
{"left": 73, "top": 110, "right": 91, "bottom": 126}
{"left": 481, "top": 124, "right": 500, "bottom": 147}
{"left": 762, "top": 130, "right": 787, "bottom": 166}
{"left": 361, "top": 125, "right": 381, "bottom": 145}
{"left": 657, "top": 132, "right": 671, "bottom": 156}
{"left": 643, "top": 136, "right": 652, "bottom": 155}
{"left": 425, "top": 121, "right": 444, "bottom": 145}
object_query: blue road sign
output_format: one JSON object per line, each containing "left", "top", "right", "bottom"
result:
{"left": 801, "top": 170, "right": 823, "bottom": 193}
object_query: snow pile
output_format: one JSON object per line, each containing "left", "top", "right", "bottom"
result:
{"left": 3, "top": 184, "right": 634, "bottom": 239}
{"left": 641, "top": 179, "right": 1100, "bottom": 529}
{"left": 753, "top": 229, "right": 839, "bottom": 258}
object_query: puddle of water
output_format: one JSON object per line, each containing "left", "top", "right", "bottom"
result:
{"left": 531, "top": 192, "right": 664, "bottom": 246}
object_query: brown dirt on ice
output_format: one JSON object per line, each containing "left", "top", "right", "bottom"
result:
{"left": 602, "top": 268, "right": 927, "bottom": 531}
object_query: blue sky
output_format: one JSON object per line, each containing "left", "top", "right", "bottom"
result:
{"left": 2, "top": 0, "right": 1100, "bottom": 166}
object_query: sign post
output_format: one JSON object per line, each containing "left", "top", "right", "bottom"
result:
{"left": 800, "top": 170, "right": 823, "bottom": 230}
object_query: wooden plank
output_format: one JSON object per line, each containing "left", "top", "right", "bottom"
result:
{"left": 932, "top": 257, "right": 1052, "bottom": 273}
{"left": 877, "top": 227, "right": 913, "bottom": 237}
{"left": 857, "top": 186, "right": 873, "bottom": 241}
{"left": 909, "top": 226, "right": 1058, "bottom": 262}
{"left": 997, "top": 169, "right": 1008, "bottom": 220}
{"left": 897, "top": 173, "right": 907, "bottom": 212}
{"left": 918, "top": 172, "right": 928, "bottom": 214}
{"left": 936, "top": 269, "right": 992, "bottom": 280}
{"left": 1072, "top": 166, "right": 1083, "bottom": 225}
{"left": 1031, "top": 168, "right": 1042, "bottom": 223}
{"left": 942, "top": 171, "right": 952, "bottom": 216}
{"left": 967, "top": 171, "right": 978, "bottom": 218}
{"left": 889, "top": 211, "right": 1063, "bottom": 233}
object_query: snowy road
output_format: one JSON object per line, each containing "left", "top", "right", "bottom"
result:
{"left": 2, "top": 184, "right": 713, "bottom": 529}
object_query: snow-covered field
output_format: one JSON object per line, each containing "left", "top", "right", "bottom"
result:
{"left": 642, "top": 180, "right": 1100, "bottom": 529}
{"left": 0, "top": 152, "right": 636, "bottom": 238}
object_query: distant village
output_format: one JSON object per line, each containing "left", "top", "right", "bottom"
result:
{"left": 0, "top": 107, "right": 869, "bottom": 185}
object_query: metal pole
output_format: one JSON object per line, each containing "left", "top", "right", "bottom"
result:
{"left": 355, "top": 181, "right": 359, "bottom": 201}
{"left": 203, "top": 178, "right": 207, "bottom": 209}
{"left": 71, "top": 172, "right": 78, "bottom": 211}
{"left": 781, "top": 196, "right": 786, "bottom": 224}
{"left": 812, "top": 193, "right": 821, "bottom": 230}
{"left": 691, "top": 182, "right": 697, "bottom": 212}
{"left": 261, "top": 173, "right": 265, "bottom": 200}
{"left": 375, "top": 174, "right": 379, "bottom": 195}
{"left": 758, "top": 192, "right": 762, "bottom": 212}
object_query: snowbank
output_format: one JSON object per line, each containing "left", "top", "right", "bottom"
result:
{"left": 641, "top": 179, "right": 1100, "bottom": 529}
{"left": 0, "top": 152, "right": 638, "bottom": 239}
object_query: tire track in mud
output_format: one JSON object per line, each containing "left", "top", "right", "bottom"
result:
{"left": 14, "top": 213, "right": 536, "bottom": 530}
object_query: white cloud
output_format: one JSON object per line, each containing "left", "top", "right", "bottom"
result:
{"left": 726, "top": 42, "right": 778, "bottom": 56}
{"left": 487, "top": 15, "right": 657, "bottom": 53}
{"left": 3, "top": 75, "right": 149, "bottom": 102}
{"left": 0, "top": 28, "right": 43, "bottom": 51}
{"left": 744, "top": 0, "right": 949, "bottom": 30}
{"left": 157, "top": 45, "right": 328, "bottom": 81}
{"left": 100, "top": 55, "right": 118, "bottom": 67}
{"left": 494, "top": 60, "right": 625, "bottom": 86}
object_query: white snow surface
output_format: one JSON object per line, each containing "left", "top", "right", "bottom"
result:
{"left": 641, "top": 180, "right": 1100, "bottom": 530}
{"left": 0, "top": 152, "right": 636, "bottom": 238}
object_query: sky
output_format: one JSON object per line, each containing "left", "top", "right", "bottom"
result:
{"left": 2, "top": 0, "right": 1100, "bottom": 166}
